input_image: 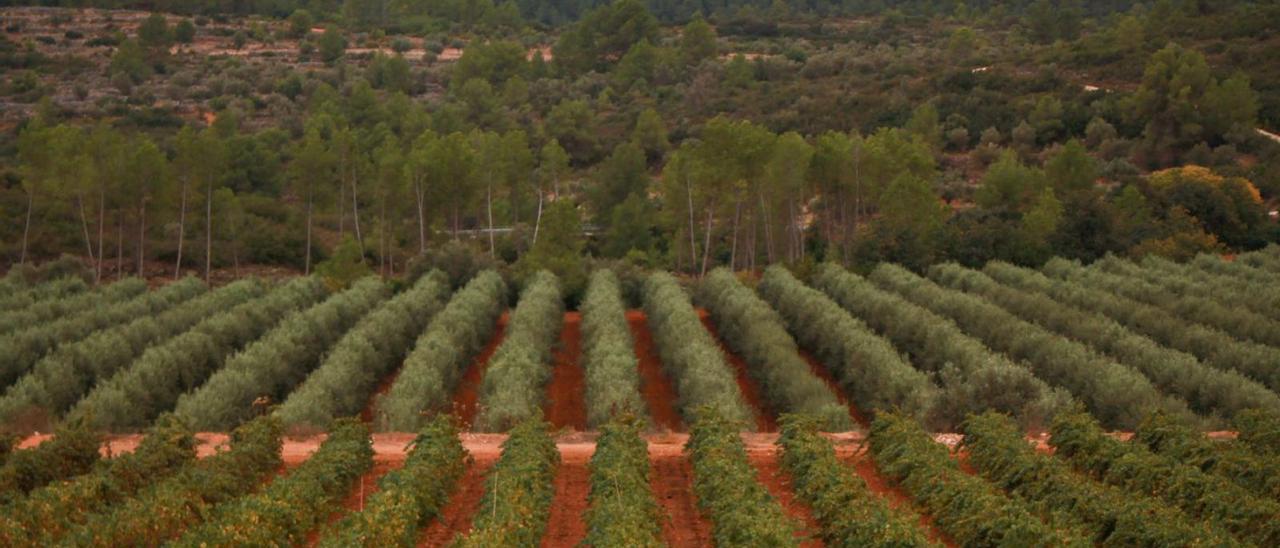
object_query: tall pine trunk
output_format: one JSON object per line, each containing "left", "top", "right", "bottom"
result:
{"left": 686, "top": 175, "right": 697, "bottom": 274}
{"left": 700, "top": 208, "right": 713, "bottom": 277}
{"left": 351, "top": 178, "right": 364, "bottom": 253}
{"left": 174, "top": 179, "right": 188, "bottom": 280}
{"left": 204, "top": 181, "right": 212, "bottom": 283}
{"left": 19, "top": 191, "right": 32, "bottom": 265}
{"left": 116, "top": 211, "right": 123, "bottom": 280}
{"left": 414, "top": 182, "right": 425, "bottom": 254}
{"left": 137, "top": 197, "right": 146, "bottom": 275}
{"left": 304, "top": 187, "right": 313, "bottom": 275}
{"left": 95, "top": 189, "right": 105, "bottom": 284}
{"left": 485, "top": 183, "right": 495, "bottom": 257}
{"left": 532, "top": 186, "right": 544, "bottom": 245}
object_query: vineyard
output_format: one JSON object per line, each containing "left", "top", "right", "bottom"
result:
{"left": 2, "top": 247, "right": 1280, "bottom": 546}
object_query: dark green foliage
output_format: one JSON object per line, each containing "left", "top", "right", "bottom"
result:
{"left": 961, "top": 411, "right": 1240, "bottom": 546}
{"left": 1234, "top": 409, "right": 1280, "bottom": 458}
{"left": 63, "top": 416, "right": 283, "bottom": 546}
{"left": 584, "top": 416, "right": 663, "bottom": 547}
{"left": 173, "top": 419, "right": 373, "bottom": 546}
{"left": 277, "top": 272, "right": 450, "bottom": 427}
{"left": 581, "top": 270, "right": 647, "bottom": 428}
{"left": 641, "top": 272, "right": 751, "bottom": 425}
{"left": 319, "top": 416, "right": 467, "bottom": 547}
{"left": 777, "top": 414, "right": 936, "bottom": 547}
{"left": 475, "top": 270, "right": 564, "bottom": 432}
{"left": 686, "top": 408, "right": 798, "bottom": 546}
{"left": 1050, "top": 410, "right": 1280, "bottom": 545}
{"left": 0, "top": 276, "right": 86, "bottom": 314}
{"left": 697, "top": 268, "right": 851, "bottom": 430}
{"left": 454, "top": 418, "right": 559, "bottom": 547}
{"left": 377, "top": 270, "right": 506, "bottom": 431}
{"left": 1135, "top": 412, "right": 1280, "bottom": 502}
{"left": 868, "top": 411, "right": 1090, "bottom": 547}
{"left": 0, "top": 277, "right": 146, "bottom": 336}
{"left": 812, "top": 263, "right": 1069, "bottom": 430}
{"left": 0, "top": 420, "right": 99, "bottom": 501}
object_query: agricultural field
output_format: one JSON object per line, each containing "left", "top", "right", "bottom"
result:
{"left": 2, "top": 246, "right": 1280, "bottom": 546}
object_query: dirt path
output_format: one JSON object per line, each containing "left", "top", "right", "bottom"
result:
{"left": 305, "top": 457, "right": 403, "bottom": 545}
{"left": 841, "top": 446, "right": 955, "bottom": 547}
{"left": 451, "top": 312, "right": 508, "bottom": 430}
{"left": 545, "top": 313, "right": 586, "bottom": 431}
{"left": 417, "top": 456, "right": 496, "bottom": 546}
{"left": 799, "top": 350, "right": 869, "bottom": 428}
{"left": 747, "top": 447, "right": 823, "bottom": 547}
{"left": 627, "top": 310, "right": 683, "bottom": 432}
{"left": 540, "top": 442, "right": 593, "bottom": 547}
{"left": 649, "top": 439, "right": 714, "bottom": 547}
{"left": 697, "top": 310, "right": 776, "bottom": 432}
{"left": 361, "top": 366, "right": 402, "bottom": 423}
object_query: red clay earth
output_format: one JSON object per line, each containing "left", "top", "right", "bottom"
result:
{"left": 540, "top": 441, "right": 593, "bottom": 547}
{"left": 417, "top": 434, "right": 505, "bottom": 546}
{"left": 697, "top": 309, "right": 777, "bottom": 432}
{"left": 361, "top": 366, "right": 402, "bottom": 423}
{"left": 798, "top": 350, "right": 869, "bottom": 428}
{"left": 544, "top": 312, "right": 587, "bottom": 431}
{"left": 746, "top": 447, "right": 824, "bottom": 547}
{"left": 451, "top": 312, "right": 509, "bottom": 429}
{"left": 649, "top": 437, "right": 715, "bottom": 547}
{"left": 841, "top": 446, "right": 956, "bottom": 547}
{"left": 627, "top": 310, "right": 684, "bottom": 431}
{"left": 305, "top": 457, "right": 403, "bottom": 546}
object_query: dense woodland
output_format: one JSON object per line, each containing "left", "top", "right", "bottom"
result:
{"left": 1, "top": 0, "right": 1278, "bottom": 292}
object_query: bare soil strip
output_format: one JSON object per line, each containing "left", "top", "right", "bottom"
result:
{"left": 697, "top": 309, "right": 776, "bottom": 432}
{"left": 839, "top": 446, "right": 956, "bottom": 547}
{"left": 545, "top": 312, "right": 587, "bottom": 431}
{"left": 451, "top": 312, "right": 509, "bottom": 430}
{"left": 746, "top": 445, "right": 824, "bottom": 547}
{"left": 798, "top": 350, "right": 869, "bottom": 428}
{"left": 361, "top": 367, "right": 402, "bottom": 423}
{"left": 626, "top": 310, "right": 683, "bottom": 432}
{"left": 416, "top": 455, "right": 497, "bottom": 547}
{"left": 306, "top": 457, "right": 403, "bottom": 546}
{"left": 649, "top": 438, "right": 715, "bottom": 547}
{"left": 540, "top": 442, "right": 593, "bottom": 547}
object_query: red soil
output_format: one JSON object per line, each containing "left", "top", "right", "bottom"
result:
{"left": 545, "top": 313, "right": 587, "bottom": 431}
{"left": 540, "top": 442, "right": 593, "bottom": 547}
{"left": 361, "top": 367, "right": 402, "bottom": 423}
{"left": 451, "top": 312, "right": 509, "bottom": 429}
{"left": 697, "top": 309, "right": 776, "bottom": 432}
{"left": 305, "top": 457, "right": 403, "bottom": 546}
{"left": 843, "top": 447, "right": 955, "bottom": 547}
{"left": 747, "top": 448, "right": 824, "bottom": 547}
{"left": 798, "top": 350, "right": 869, "bottom": 428}
{"left": 649, "top": 439, "right": 715, "bottom": 547}
{"left": 627, "top": 310, "right": 683, "bottom": 432}
{"left": 417, "top": 454, "right": 496, "bottom": 547}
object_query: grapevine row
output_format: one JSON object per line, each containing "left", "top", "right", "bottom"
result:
{"left": 959, "top": 411, "right": 1239, "bottom": 546}
{"left": 641, "top": 272, "right": 751, "bottom": 424}
{"left": 931, "top": 263, "right": 1280, "bottom": 418}
{"left": 276, "top": 271, "right": 450, "bottom": 427}
{"left": 580, "top": 269, "right": 648, "bottom": 428}
{"left": 1049, "top": 410, "right": 1280, "bottom": 545}
{"left": 0, "top": 279, "right": 265, "bottom": 423}
{"left": 0, "top": 420, "right": 99, "bottom": 501}
{"left": 172, "top": 276, "right": 385, "bottom": 430}
{"left": 686, "top": 408, "right": 798, "bottom": 546}
{"left": 453, "top": 417, "right": 559, "bottom": 546}
{"left": 69, "top": 276, "right": 325, "bottom": 430}
{"left": 697, "top": 268, "right": 851, "bottom": 429}
{"left": 173, "top": 418, "right": 374, "bottom": 546}
{"left": 776, "top": 414, "right": 936, "bottom": 547}
{"left": 1134, "top": 412, "right": 1280, "bottom": 501}
{"left": 583, "top": 416, "right": 663, "bottom": 547}
{"left": 319, "top": 416, "right": 468, "bottom": 547}
{"left": 867, "top": 411, "right": 1089, "bottom": 546}
{"left": 1234, "top": 409, "right": 1280, "bottom": 457}
{"left": 475, "top": 270, "right": 564, "bottom": 432}
{"left": 376, "top": 270, "right": 506, "bottom": 431}
{"left": 812, "top": 264, "right": 1069, "bottom": 430}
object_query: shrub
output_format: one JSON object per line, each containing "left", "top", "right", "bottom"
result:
{"left": 171, "top": 277, "right": 384, "bottom": 430}
{"left": 1050, "top": 410, "right": 1280, "bottom": 545}
{"left": 1234, "top": 409, "right": 1280, "bottom": 457}
{"left": 319, "top": 416, "right": 467, "bottom": 547}
{"left": 777, "top": 414, "right": 935, "bottom": 547}
{"left": 173, "top": 419, "right": 373, "bottom": 546}
{"left": 960, "top": 411, "right": 1236, "bottom": 546}
{"left": 276, "top": 272, "right": 450, "bottom": 428}
{"left": 985, "top": 261, "right": 1280, "bottom": 394}
{"left": 641, "top": 272, "right": 751, "bottom": 425}
{"left": 64, "top": 416, "right": 283, "bottom": 546}
{"left": 376, "top": 270, "right": 506, "bottom": 431}
{"left": 870, "top": 263, "right": 1195, "bottom": 430}
{"left": 1135, "top": 412, "right": 1280, "bottom": 501}
{"left": 475, "top": 271, "right": 564, "bottom": 432}
{"left": 686, "top": 408, "right": 798, "bottom": 546}
{"left": 697, "top": 268, "right": 851, "bottom": 430}
{"left": 0, "top": 277, "right": 193, "bottom": 392}
{"left": 0, "top": 280, "right": 265, "bottom": 424}
{"left": 584, "top": 415, "right": 663, "bottom": 547}
{"left": 869, "top": 411, "right": 1089, "bottom": 547}
{"left": 581, "top": 270, "right": 647, "bottom": 428}
{"left": 453, "top": 418, "right": 559, "bottom": 546}
{"left": 1121, "top": 255, "right": 1280, "bottom": 323}
{"left": 812, "top": 264, "right": 1069, "bottom": 430}
{"left": 70, "top": 277, "right": 325, "bottom": 430}
{"left": 0, "top": 414, "right": 196, "bottom": 545}
{"left": 932, "top": 262, "right": 1280, "bottom": 420}
{"left": 759, "top": 266, "right": 937, "bottom": 424}
{"left": 0, "top": 276, "right": 86, "bottom": 314}
{"left": 0, "top": 419, "right": 99, "bottom": 502}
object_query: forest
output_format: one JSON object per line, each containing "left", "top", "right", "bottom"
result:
{"left": 0, "top": 0, "right": 1277, "bottom": 290}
